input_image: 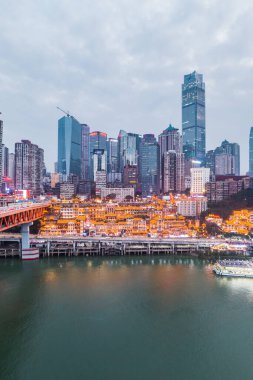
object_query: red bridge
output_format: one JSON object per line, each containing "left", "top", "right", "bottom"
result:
{"left": 0, "top": 203, "right": 50, "bottom": 232}
{"left": 0, "top": 202, "right": 50, "bottom": 231}
{"left": 0, "top": 202, "right": 50, "bottom": 259}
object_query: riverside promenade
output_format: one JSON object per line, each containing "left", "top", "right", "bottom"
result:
{"left": 0, "top": 235, "right": 252, "bottom": 258}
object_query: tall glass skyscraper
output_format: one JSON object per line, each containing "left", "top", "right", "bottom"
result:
{"left": 89, "top": 131, "right": 107, "bottom": 181}
{"left": 139, "top": 134, "right": 160, "bottom": 196}
{"left": 182, "top": 71, "right": 206, "bottom": 164}
{"left": 249, "top": 127, "right": 253, "bottom": 176}
{"left": 117, "top": 130, "right": 141, "bottom": 173}
{"left": 0, "top": 120, "right": 3, "bottom": 189}
{"left": 107, "top": 138, "right": 118, "bottom": 173}
{"left": 81, "top": 124, "right": 90, "bottom": 180}
{"left": 58, "top": 116, "right": 82, "bottom": 178}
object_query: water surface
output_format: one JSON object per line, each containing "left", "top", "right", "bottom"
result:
{"left": 1, "top": 257, "right": 253, "bottom": 380}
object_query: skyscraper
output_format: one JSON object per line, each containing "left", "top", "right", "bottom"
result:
{"left": 117, "top": 130, "right": 141, "bottom": 173}
{"left": 89, "top": 131, "right": 107, "bottom": 154}
{"left": 139, "top": 134, "right": 160, "bottom": 196}
{"left": 212, "top": 140, "right": 240, "bottom": 176}
{"left": 158, "top": 124, "right": 182, "bottom": 191}
{"left": 215, "top": 153, "right": 234, "bottom": 175}
{"left": 249, "top": 127, "right": 253, "bottom": 176}
{"left": 15, "top": 140, "right": 45, "bottom": 195}
{"left": 2, "top": 144, "right": 9, "bottom": 177}
{"left": 158, "top": 124, "right": 181, "bottom": 156}
{"left": 89, "top": 131, "right": 107, "bottom": 181}
{"left": 58, "top": 116, "right": 82, "bottom": 178}
{"left": 205, "top": 150, "right": 215, "bottom": 176}
{"left": 0, "top": 120, "right": 3, "bottom": 189}
{"left": 8, "top": 153, "right": 15, "bottom": 181}
{"left": 162, "top": 151, "right": 185, "bottom": 193}
{"left": 81, "top": 124, "right": 90, "bottom": 180}
{"left": 107, "top": 138, "right": 118, "bottom": 174}
{"left": 182, "top": 71, "right": 206, "bottom": 164}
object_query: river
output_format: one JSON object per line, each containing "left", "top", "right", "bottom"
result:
{"left": 1, "top": 256, "right": 253, "bottom": 380}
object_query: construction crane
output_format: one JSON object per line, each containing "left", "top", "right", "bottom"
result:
{"left": 56, "top": 107, "right": 83, "bottom": 124}
{"left": 56, "top": 106, "right": 71, "bottom": 117}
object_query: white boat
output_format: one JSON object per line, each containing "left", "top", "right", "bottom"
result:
{"left": 213, "top": 260, "right": 253, "bottom": 278}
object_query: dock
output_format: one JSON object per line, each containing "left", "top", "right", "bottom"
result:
{"left": 0, "top": 235, "right": 252, "bottom": 258}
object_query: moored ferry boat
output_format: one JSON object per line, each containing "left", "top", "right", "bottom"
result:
{"left": 213, "top": 260, "right": 253, "bottom": 278}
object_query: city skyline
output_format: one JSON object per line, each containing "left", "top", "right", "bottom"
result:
{"left": 1, "top": 1, "right": 253, "bottom": 173}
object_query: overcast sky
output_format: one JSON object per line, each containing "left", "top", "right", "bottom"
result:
{"left": 1, "top": 0, "right": 253, "bottom": 173}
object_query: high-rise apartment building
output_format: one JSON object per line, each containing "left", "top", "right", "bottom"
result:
{"left": 123, "top": 165, "right": 138, "bottom": 191}
{"left": 182, "top": 71, "right": 206, "bottom": 164}
{"left": 249, "top": 127, "right": 253, "bottom": 176}
{"left": 190, "top": 167, "right": 210, "bottom": 195}
{"left": 58, "top": 116, "right": 82, "bottom": 178}
{"left": 206, "top": 175, "right": 250, "bottom": 203}
{"left": 139, "top": 134, "right": 160, "bottom": 196}
{"left": 15, "top": 140, "right": 45, "bottom": 195}
{"left": 162, "top": 151, "right": 185, "bottom": 193}
{"left": 95, "top": 170, "right": 107, "bottom": 197}
{"left": 8, "top": 153, "right": 15, "bottom": 181}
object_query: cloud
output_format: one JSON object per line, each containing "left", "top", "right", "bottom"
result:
{"left": 0, "top": 0, "right": 253, "bottom": 172}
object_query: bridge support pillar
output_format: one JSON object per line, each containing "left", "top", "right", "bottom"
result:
{"left": 21, "top": 223, "right": 39, "bottom": 260}
{"left": 21, "top": 222, "right": 32, "bottom": 249}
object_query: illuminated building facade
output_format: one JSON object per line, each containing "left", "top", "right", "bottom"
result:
{"left": 101, "top": 187, "right": 134, "bottom": 201}
{"left": 190, "top": 167, "right": 210, "bottom": 195}
{"left": 176, "top": 196, "right": 207, "bottom": 217}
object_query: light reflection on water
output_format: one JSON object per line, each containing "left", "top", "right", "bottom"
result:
{"left": 1, "top": 257, "right": 253, "bottom": 380}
